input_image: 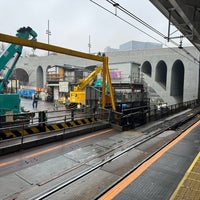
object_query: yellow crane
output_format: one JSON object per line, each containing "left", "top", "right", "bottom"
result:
{"left": 70, "top": 65, "right": 103, "bottom": 105}
{"left": 69, "top": 62, "right": 116, "bottom": 111}
{"left": 0, "top": 32, "right": 116, "bottom": 111}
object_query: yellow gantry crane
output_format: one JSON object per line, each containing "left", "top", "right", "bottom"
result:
{"left": 0, "top": 32, "right": 116, "bottom": 111}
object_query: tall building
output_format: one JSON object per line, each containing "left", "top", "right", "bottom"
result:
{"left": 120, "top": 40, "right": 162, "bottom": 51}
{"left": 105, "top": 40, "right": 162, "bottom": 52}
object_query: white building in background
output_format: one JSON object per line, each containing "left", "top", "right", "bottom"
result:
{"left": 14, "top": 39, "right": 199, "bottom": 106}
{"left": 105, "top": 40, "right": 162, "bottom": 52}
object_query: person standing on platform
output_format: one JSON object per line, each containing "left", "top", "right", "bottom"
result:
{"left": 32, "top": 92, "right": 39, "bottom": 109}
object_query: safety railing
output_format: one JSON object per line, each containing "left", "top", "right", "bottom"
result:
{"left": 0, "top": 99, "right": 199, "bottom": 138}
{"left": 147, "top": 99, "right": 200, "bottom": 121}
{"left": 0, "top": 107, "right": 97, "bottom": 140}
{"left": 96, "top": 99, "right": 200, "bottom": 131}
{"left": 96, "top": 107, "right": 123, "bottom": 126}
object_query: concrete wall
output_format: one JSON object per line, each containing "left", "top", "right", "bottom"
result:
{"left": 15, "top": 46, "right": 200, "bottom": 105}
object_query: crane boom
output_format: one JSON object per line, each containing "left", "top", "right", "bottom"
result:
{"left": 70, "top": 66, "right": 103, "bottom": 105}
{"left": 0, "top": 27, "right": 37, "bottom": 115}
{"left": 74, "top": 66, "right": 103, "bottom": 91}
{"left": 0, "top": 27, "right": 37, "bottom": 92}
{"left": 69, "top": 64, "right": 116, "bottom": 111}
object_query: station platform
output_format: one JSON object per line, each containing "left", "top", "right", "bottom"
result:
{"left": 101, "top": 120, "right": 200, "bottom": 200}
{"left": 171, "top": 152, "right": 200, "bottom": 199}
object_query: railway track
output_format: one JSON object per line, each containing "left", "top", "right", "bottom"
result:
{"left": 24, "top": 108, "right": 200, "bottom": 200}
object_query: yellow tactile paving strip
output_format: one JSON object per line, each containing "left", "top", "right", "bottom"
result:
{"left": 170, "top": 152, "right": 200, "bottom": 200}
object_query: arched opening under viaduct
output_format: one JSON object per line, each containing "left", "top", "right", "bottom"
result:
{"left": 170, "top": 60, "right": 184, "bottom": 101}
{"left": 11, "top": 68, "right": 29, "bottom": 86}
{"left": 155, "top": 60, "right": 167, "bottom": 89}
{"left": 37, "top": 66, "right": 44, "bottom": 88}
{"left": 141, "top": 61, "right": 152, "bottom": 77}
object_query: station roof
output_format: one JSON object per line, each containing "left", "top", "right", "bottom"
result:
{"left": 150, "top": 0, "right": 200, "bottom": 51}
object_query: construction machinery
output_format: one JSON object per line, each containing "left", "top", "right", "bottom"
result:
{"left": 0, "top": 27, "right": 37, "bottom": 123}
{"left": 0, "top": 28, "right": 148, "bottom": 131}
{"left": 69, "top": 64, "right": 116, "bottom": 110}
{"left": 69, "top": 65, "right": 103, "bottom": 106}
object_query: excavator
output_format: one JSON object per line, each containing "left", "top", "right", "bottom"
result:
{"left": 0, "top": 27, "right": 37, "bottom": 123}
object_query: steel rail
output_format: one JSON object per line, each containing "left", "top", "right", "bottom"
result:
{"left": 31, "top": 107, "right": 199, "bottom": 200}
{"left": 95, "top": 114, "right": 200, "bottom": 199}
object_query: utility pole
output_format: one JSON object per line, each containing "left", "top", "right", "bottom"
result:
{"left": 46, "top": 20, "right": 51, "bottom": 55}
{"left": 88, "top": 35, "right": 91, "bottom": 54}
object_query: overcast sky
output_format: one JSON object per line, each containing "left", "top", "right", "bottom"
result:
{"left": 0, "top": 0, "right": 191, "bottom": 55}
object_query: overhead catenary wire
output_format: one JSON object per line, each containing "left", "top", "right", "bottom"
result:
{"left": 90, "top": 0, "right": 163, "bottom": 44}
{"left": 106, "top": 0, "right": 199, "bottom": 63}
{"left": 90, "top": 0, "right": 199, "bottom": 64}
{"left": 106, "top": 0, "right": 166, "bottom": 38}
{"left": 105, "top": 0, "right": 191, "bottom": 48}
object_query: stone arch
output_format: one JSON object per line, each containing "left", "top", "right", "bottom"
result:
{"left": 155, "top": 60, "right": 167, "bottom": 89}
{"left": 141, "top": 61, "right": 152, "bottom": 77}
{"left": 36, "top": 66, "right": 44, "bottom": 88}
{"left": 11, "top": 68, "right": 29, "bottom": 86}
{"left": 46, "top": 65, "right": 52, "bottom": 77}
{"left": 170, "top": 60, "right": 184, "bottom": 101}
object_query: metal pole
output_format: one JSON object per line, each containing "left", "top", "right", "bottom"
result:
{"left": 46, "top": 20, "right": 51, "bottom": 55}
{"left": 88, "top": 35, "right": 91, "bottom": 54}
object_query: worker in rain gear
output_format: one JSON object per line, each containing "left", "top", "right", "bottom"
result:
{"left": 32, "top": 92, "right": 39, "bottom": 109}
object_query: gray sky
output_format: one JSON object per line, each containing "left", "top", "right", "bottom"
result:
{"left": 0, "top": 0, "right": 190, "bottom": 55}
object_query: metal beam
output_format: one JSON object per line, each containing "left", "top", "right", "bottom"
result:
{"left": 168, "top": 0, "right": 200, "bottom": 46}
{"left": 150, "top": 0, "right": 200, "bottom": 51}
{"left": 0, "top": 33, "right": 104, "bottom": 62}
{"left": 0, "top": 32, "right": 117, "bottom": 110}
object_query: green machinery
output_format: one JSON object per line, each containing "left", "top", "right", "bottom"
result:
{"left": 0, "top": 27, "right": 37, "bottom": 115}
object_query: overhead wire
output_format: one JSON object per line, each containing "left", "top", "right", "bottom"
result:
{"left": 90, "top": 0, "right": 164, "bottom": 45}
{"left": 105, "top": 0, "right": 199, "bottom": 63}
{"left": 106, "top": 0, "right": 166, "bottom": 38}
{"left": 90, "top": 0, "right": 199, "bottom": 64}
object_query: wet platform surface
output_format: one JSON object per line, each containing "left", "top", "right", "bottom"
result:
{"left": 113, "top": 122, "right": 200, "bottom": 200}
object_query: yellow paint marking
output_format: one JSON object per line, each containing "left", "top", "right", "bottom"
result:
{"left": 77, "top": 120, "right": 83, "bottom": 125}
{"left": 170, "top": 152, "right": 200, "bottom": 200}
{"left": 84, "top": 118, "right": 90, "bottom": 123}
{"left": 5, "top": 132, "right": 16, "bottom": 138}
{"left": 45, "top": 127, "right": 51, "bottom": 132}
{"left": 70, "top": 121, "right": 76, "bottom": 126}
{"left": 51, "top": 124, "right": 59, "bottom": 130}
{"left": 99, "top": 120, "right": 200, "bottom": 200}
{"left": 18, "top": 130, "right": 29, "bottom": 136}
{"left": 0, "top": 129, "right": 113, "bottom": 167}
{"left": 31, "top": 127, "right": 40, "bottom": 133}
{"left": 61, "top": 123, "right": 68, "bottom": 128}
{"left": 91, "top": 117, "right": 96, "bottom": 122}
